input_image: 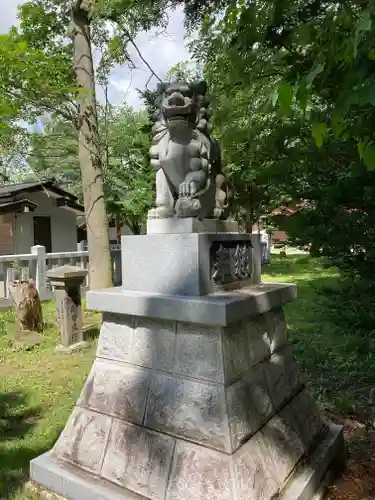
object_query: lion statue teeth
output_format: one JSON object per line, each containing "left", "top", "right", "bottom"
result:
{"left": 147, "top": 79, "right": 232, "bottom": 220}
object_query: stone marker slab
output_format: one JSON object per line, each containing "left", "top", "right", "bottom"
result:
{"left": 47, "top": 265, "right": 88, "bottom": 352}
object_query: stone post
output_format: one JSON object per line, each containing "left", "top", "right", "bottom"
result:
{"left": 31, "top": 245, "right": 47, "bottom": 300}
{"left": 46, "top": 265, "right": 88, "bottom": 353}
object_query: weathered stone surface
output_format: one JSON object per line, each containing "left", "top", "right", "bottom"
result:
{"left": 174, "top": 322, "right": 223, "bottom": 383}
{"left": 145, "top": 373, "right": 230, "bottom": 452}
{"left": 264, "top": 308, "right": 288, "bottom": 352}
{"left": 261, "top": 411, "right": 305, "bottom": 485}
{"left": 166, "top": 440, "right": 232, "bottom": 500}
{"left": 226, "top": 364, "right": 273, "bottom": 452}
{"left": 97, "top": 314, "right": 134, "bottom": 363}
{"left": 78, "top": 359, "right": 150, "bottom": 424}
{"left": 48, "top": 266, "right": 88, "bottom": 350}
{"left": 264, "top": 346, "right": 301, "bottom": 410}
{"left": 30, "top": 423, "right": 345, "bottom": 500}
{"left": 246, "top": 315, "right": 271, "bottom": 367}
{"left": 233, "top": 432, "right": 281, "bottom": 500}
{"left": 102, "top": 420, "right": 175, "bottom": 500}
{"left": 286, "top": 388, "right": 325, "bottom": 450}
{"left": 147, "top": 80, "right": 231, "bottom": 221}
{"left": 53, "top": 407, "right": 111, "bottom": 474}
{"left": 222, "top": 321, "right": 250, "bottom": 385}
{"left": 133, "top": 318, "right": 176, "bottom": 372}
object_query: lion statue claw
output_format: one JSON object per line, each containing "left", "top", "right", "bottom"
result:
{"left": 148, "top": 80, "right": 232, "bottom": 220}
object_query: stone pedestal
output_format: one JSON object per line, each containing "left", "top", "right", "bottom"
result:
{"left": 147, "top": 216, "right": 239, "bottom": 234}
{"left": 121, "top": 233, "right": 261, "bottom": 296}
{"left": 47, "top": 265, "right": 88, "bottom": 353}
{"left": 31, "top": 232, "right": 344, "bottom": 500}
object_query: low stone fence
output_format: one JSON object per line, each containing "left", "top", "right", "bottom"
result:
{"left": 0, "top": 244, "right": 121, "bottom": 307}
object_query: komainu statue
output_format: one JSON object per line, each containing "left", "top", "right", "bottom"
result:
{"left": 148, "top": 80, "right": 232, "bottom": 219}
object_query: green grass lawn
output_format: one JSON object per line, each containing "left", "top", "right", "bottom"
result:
{"left": 263, "top": 255, "right": 375, "bottom": 420}
{"left": 1, "top": 256, "right": 375, "bottom": 499}
{"left": 0, "top": 302, "right": 100, "bottom": 500}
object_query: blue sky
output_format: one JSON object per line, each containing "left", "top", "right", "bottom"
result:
{"left": 1, "top": 0, "right": 191, "bottom": 109}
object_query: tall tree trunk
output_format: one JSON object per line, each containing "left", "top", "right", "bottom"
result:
{"left": 72, "top": 2, "right": 113, "bottom": 290}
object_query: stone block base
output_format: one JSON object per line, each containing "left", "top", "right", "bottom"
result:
{"left": 31, "top": 423, "right": 343, "bottom": 500}
{"left": 30, "top": 286, "right": 344, "bottom": 500}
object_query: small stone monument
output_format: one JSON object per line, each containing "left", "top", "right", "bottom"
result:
{"left": 30, "top": 81, "right": 344, "bottom": 500}
{"left": 47, "top": 265, "right": 88, "bottom": 353}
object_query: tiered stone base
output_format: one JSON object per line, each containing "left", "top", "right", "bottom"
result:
{"left": 30, "top": 284, "right": 344, "bottom": 500}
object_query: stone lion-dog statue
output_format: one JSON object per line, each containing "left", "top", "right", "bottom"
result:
{"left": 148, "top": 79, "right": 232, "bottom": 220}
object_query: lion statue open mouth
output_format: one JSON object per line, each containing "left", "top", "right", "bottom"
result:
{"left": 148, "top": 80, "right": 232, "bottom": 220}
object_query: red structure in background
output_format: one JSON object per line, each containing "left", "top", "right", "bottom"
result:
{"left": 266, "top": 201, "right": 312, "bottom": 246}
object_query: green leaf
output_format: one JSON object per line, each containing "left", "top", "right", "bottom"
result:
{"left": 357, "top": 10, "right": 372, "bottom": 32}
{"left": 296, "top": 83, "right": 308, "bottom": 113}
{"left": 358, "top": 139, "right": 367, "bottom": 159}
{"left": 278, "top": 83, "right": 293, "bottom": 115}
{"left": 331, "top": 114, "right": 345, "bottom": 138}
{"left": 296, "top": 24, "right": 311, "bottom": 45}
{"left": 312, "top": 122, "right": 328, "bottom": 148}
{"left": 354, "top": 11, "right": 372, "bottom": 57}
{"left": 270, "top": 88, "right": 279, "bottom": 107}
{"left": 362, "top": 144, "right": 375, "bottom": 170}
{"left": 306, "top": 62, "right": 325, "bottom": 88}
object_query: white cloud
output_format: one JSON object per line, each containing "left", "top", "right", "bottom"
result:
{"left": 1, "top": 1, "right": 192, "bottom": 109}
{"left": 0, "top": 0, "right": 21, "bottom": 32}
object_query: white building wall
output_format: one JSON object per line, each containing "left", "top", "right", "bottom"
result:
{"left": 13, "top": 191, "right": 79, "bottom": 254}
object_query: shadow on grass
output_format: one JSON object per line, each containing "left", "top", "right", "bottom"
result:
{"left": 264, "top": 255, "right": 375, "bottom": 422}
{"left": 0, "top": 391, "right": 60, "bottom": 500}
{"left": 83, "top": 325, "right": 100, "bottom": 341}
{"left": 0, "top": 392, "right": 41, "bottom": 441}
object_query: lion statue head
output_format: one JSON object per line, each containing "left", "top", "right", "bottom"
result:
{"left": 152, "top": 80, "right": 213, "bottom": 137}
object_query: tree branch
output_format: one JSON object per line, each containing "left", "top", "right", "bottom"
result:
{"left": 124, "top": 31, "right": 162, "bottom": 83}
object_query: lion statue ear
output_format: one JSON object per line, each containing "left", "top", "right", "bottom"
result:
{"left": 190, "top": 80, "right": 208, "bottom": 96}
{"left": 156, "top": 82, "right": 167, "bottom": 94}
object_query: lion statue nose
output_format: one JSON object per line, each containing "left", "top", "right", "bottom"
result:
{"left": 168, "top": 92, "right": 185, "bottom": 106}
